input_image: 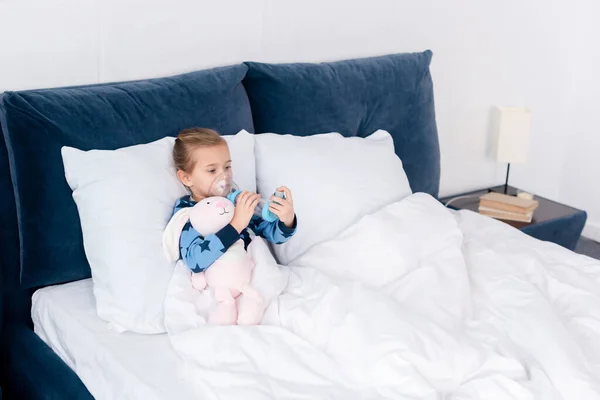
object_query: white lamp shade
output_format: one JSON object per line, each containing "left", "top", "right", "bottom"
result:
{"left": 493, "top": 106, "right": 532, "bottom": 163}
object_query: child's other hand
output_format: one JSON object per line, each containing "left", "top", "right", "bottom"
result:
{"left": 231, "top": 191, "right": 260, "bottom": 233}
{"left": 269, "top": 186, "right": 295, "bottom": 228}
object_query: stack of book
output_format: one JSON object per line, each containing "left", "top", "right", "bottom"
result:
{"left": 478, "top": 192, "right": 539, "bottom": 223}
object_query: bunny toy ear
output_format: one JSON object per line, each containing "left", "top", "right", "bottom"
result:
{"left": 162, "top": 208, "right": 192, "bottom": 262}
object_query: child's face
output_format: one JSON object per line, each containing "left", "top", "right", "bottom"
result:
{"left": 177, "top": 143, "right": 232, "bottom": 200}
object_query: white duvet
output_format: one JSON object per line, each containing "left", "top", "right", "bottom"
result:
{"left": 164, "top": 193, "right": 600, "bottom": 400}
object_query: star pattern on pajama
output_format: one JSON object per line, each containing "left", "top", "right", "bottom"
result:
{"left": 199, "top": 240, "right": 211, "bottom": 252}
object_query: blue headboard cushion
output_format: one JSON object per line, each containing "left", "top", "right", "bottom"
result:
{"left": 0, "top": 64, "right": 254, "bottom": 289}
{"left": 243, "top": 51, "right": 440, "bottom": 197}
{"left": 0, "top": 125, "right": 30, "bottom": 325}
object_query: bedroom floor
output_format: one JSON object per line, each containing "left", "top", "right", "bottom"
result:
{"left": 575, "top": 237, "right": 600, "bottom": 260}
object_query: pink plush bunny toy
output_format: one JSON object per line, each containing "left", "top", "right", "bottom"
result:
{"left": 162, "top": 196, "right": 265, "bottom": 325}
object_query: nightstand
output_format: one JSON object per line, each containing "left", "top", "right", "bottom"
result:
{"left": 440, "top": 185, "right": 587, "bottom": 251}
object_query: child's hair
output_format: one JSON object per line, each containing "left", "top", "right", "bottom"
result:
{"left": 173, "top": 127, "right": 226, "bottom": 172}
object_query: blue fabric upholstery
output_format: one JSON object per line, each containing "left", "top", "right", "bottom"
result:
{"left": 521, "top": 211, "right": 588, "bottom": 251}
{"left": 243, "top": 51, "right": 440, "bottom": 197}
{"left": 0, "top": 130, "right": 30, "bottom": 326}
{"left": 0, "top": 65, "right": 254, "bottom": 288}
{"left": 1, "top": 323, "right": 93, "bottom": 399}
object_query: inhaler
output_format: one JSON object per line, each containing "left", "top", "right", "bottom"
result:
{"left": 209, "top": 173, "right": 284, "bottom": 223}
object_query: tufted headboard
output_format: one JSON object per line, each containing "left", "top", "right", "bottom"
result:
{"left": 0, "top": 51, "right": 439, "bottom": 327}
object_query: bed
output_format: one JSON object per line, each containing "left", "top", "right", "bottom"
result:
{"left": 1, "top": 51, "right": 600, "bottom": 399}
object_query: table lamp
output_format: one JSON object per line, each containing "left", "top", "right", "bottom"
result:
{"left": 493, "top": 106, "right": 532, "bottom": 194}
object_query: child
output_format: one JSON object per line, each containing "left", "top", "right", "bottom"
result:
{"left": 172, "top": 128, "right": 297, "bottom": 273}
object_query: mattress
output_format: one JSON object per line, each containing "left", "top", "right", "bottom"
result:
{"left": 32, "top": 279, "right": 196, "bottom": 400}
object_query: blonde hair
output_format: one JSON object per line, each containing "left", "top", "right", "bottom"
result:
{"left": 173, "top": 127, "right": 226, "bottom": 172}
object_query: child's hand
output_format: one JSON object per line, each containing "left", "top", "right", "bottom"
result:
{"left": 269, "top": 186, "right": 295, "bottom": 228}
{"left": 231, "top": 191, "right": 260, "bottom": 233}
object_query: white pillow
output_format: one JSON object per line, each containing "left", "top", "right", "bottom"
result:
{"left": 254, "top": 130, "right": 412, "bottom": 265}
{"left": 61, "top": 129, "right": 255, "bottom": 333}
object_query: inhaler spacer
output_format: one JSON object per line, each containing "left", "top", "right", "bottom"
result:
{"left": 209, "top": 173, "right": 280, "bottom": 223}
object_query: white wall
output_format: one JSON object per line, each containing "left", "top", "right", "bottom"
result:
{"left": 557, "top": 0, "right": 600, "bottom": 240}
{"left": 1, "top": 0, "right": 596, "bottom": 230}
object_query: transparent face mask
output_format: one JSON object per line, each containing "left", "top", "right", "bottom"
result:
{"left": 208, "top": 172, "right": 238, "bottom": 198}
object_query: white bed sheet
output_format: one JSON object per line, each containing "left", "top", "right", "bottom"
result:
{"left": 32, "top": 279, "right": 196, "bottom": 400}
{"left": 32, "top": 193, "right": 600, "bottom": 400}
